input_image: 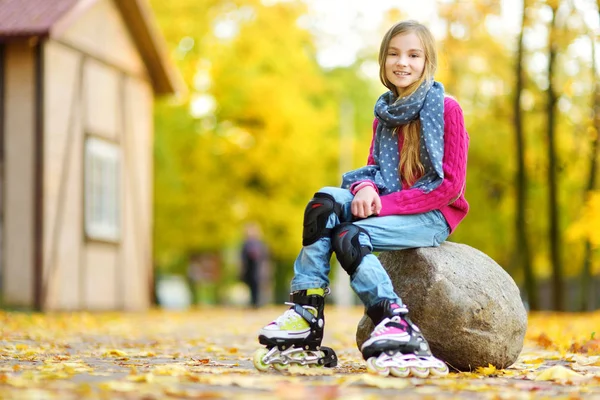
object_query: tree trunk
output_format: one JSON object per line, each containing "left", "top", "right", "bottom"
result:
{"left": 580, "top": 4, "right": 600, "bottom": 311}
{"left": 546, "top": 4, "right": 563, "bottom": 311}
{"left": 514, "top": 0, "right": 537, "bottom": 310}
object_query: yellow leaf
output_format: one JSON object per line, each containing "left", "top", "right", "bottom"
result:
{"left": 99, "top": 381, "right": 137, "bottom": 392}
{"left": 205, "top": 345, "right": 225, "bottom": 352}
{"left": 522, "top": 358, "right": 545, "bottom": 364}
{"left": 5, "top": 377, "right": 27, "bottom": 388}
{"left": 127, "top": 373, "right": 154, "bottom": 383}
{"left": 152, "top": 365, "right": 188, "bottom": 376}
{"left": 76, "top": 383, "right": 93, "bottom": 396}
{"left": 573, "top": 355, "right": 600, "bottom": 366}
{"left": 358, "top": 374, "right": 411, "bottom": 389}
{"left": 475, "top": 364, "right": 498, "bottom": 376}
{"left": 534, "top": 365, "right": 584, "bottom": 381}
{"left": 287, "top": 365, "right": 334, "bottom": 376}
{"left": 102, "top": 349, "right": 128, "bottom": 357}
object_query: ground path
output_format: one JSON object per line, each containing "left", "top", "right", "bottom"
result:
{"left": 1, "top": 306, "right": 599, "bottom": 399}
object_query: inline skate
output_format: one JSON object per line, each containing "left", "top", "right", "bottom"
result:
{"left": 253, "top": 288, "right": 338, "bottom": 371}
{"left": 361, "top": 300, "right": 449, "bottom": 378}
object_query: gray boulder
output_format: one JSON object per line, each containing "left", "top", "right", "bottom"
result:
{"left": 356, "top": 242, "right": 527, "bottom": 371}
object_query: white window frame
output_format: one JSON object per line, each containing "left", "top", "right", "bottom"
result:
{"left": 84, "top": 136, "right": 121, "bottom": 242}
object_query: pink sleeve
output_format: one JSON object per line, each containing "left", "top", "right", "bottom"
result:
{"left": 378, "top": 101, "right": 469, "bottom": 216}
{"left": 350, "top": 181, "right": 379, "bottom": 195}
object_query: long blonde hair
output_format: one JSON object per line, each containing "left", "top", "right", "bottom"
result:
{"left": 378, "top": 21, "right": 438, "bottom": 186}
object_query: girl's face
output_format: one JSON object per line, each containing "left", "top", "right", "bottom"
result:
{"left": 385, "top": 32, "right": 426, "bottom": 95}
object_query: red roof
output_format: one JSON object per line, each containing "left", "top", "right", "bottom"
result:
{"left": 0, "top": 0, "right": 80, "bottom": 38}
{"left": 0, "top": 0, "right": 182, "bottom": 95}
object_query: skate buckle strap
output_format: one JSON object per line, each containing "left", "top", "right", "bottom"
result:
{"left": 289, "top": 292, "right": 323, "bottom": 308}
{"left": 292, "top": 304, "right": 318, "bottom": 327}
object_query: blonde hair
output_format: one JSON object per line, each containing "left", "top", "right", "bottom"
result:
{"left": 378, "top": 21, "right": 438, "bottom": 186}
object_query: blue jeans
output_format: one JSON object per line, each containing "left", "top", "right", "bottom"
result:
{"left": 291, "top": 186, "right": 450, "bottom": 308}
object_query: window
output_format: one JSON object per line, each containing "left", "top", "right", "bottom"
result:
{"left": 84, "top": 137, "right": 120, "bottom": 242}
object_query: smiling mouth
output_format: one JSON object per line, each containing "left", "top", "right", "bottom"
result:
{"left": 394, "top": 71, "right": 410, "bottom": 76}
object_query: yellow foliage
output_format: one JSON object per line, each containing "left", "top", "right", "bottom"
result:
{"left": 148, "top": 0, "right": 600, "bottom": 290}
{"left": 567, "top": 191, "right": 600, "bottom": 250}
{"left": 151, "top": 0, "right": 359, "bottom": 268}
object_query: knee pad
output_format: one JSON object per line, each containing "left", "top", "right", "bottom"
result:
{"left": 302, "top": 192, "right": 341, "bottom": 246}
{"left": 331, "top": 223, "right": 371, "bottom": 276}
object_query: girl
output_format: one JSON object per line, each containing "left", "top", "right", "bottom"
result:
{"left": 253, "top": 20, "right": 469, "bottom": 378}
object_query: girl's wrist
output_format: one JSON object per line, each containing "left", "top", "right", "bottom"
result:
{"left": 352, "top": 181, "right": 377, "bottom": 195}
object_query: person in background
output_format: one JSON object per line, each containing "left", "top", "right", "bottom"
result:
{"left": 240, "top": 222, "right": 270, "bottom": 308}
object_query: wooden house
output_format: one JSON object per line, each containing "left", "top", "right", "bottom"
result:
{"left": 0, "top": 0, "right": 180, "bottom": 310}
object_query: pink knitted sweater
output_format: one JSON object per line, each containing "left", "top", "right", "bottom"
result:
{"left": 357, "top": 96, "right": 469, "bottom": 233}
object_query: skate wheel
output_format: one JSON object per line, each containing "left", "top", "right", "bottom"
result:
{"left": 410, "top": 366, "right": 430, "bottom": 378}
{"left": 390, "top": 366, "right": 410, "bottom": 377}
{"left": 429, "top": 364, "right": 449, "bottom": 377}
{"left": 252, "top": 348, "right": 270, "bottom": 372}
{"left": 273, "top": 362, "right": 289, "bottom": 371}
{"left": 320, "top": 347, "right": 338, "bottom": 368}
{"left": 366, "top": 357, "right": 389, "bottom": 377}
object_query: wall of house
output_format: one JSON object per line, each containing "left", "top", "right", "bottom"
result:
{"left": 57, "top": 0, "right": 146, "bottom": 78}
{"left": 121, "top": 77, "right": 153, "bottom": 310}
{"left": 42, "top": 41, "right": 84, "bottom": 310}
{"left": 2, "top": 40, "right": 36, "bottom": 307}
{"left": 42, "top": 0, "right": 153, "bottom": 310}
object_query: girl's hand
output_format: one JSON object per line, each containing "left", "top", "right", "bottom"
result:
{"left": 351, "top": 186, "right": 382, "bottom": 219}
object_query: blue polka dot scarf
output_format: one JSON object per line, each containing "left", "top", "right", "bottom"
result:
{"left": 342, "top": 80, "right": 445, "bottom": 195}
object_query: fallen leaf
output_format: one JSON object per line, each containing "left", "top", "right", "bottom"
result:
{"left": 98, "top": 381, "right": 137, "bottom": 392}
{"left": 136, "top": 351, "right": 156, "bottom": 357}
{"left": 127, "top": 373, "right": 154, "bottom": 383}
{"left": 357, "top": 374, "right": 411, "bottom": 389}
{"left": 475, "top": 364, "right": 498, "bottom": 376}
{"left": 287, "top": 365, "right": 334, "bottom": 376}
{"left": 522, "top": 358, "right": 545, "bottom": 365}
{"left": 536, "top": 333, "right": 554, "bottom": 349}
{"left": 102, "top": 349, "right": 128, "bottom": 357}
{"left": 572, "top": 355, "right": 600, "bottom": 366}
{"left": 534, "top": 366, "right": 585, "bottom": 381}
{"left": 570, "top": 339, "right": 600, "bottom": 355}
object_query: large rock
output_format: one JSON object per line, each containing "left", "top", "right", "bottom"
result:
{"left": 356, "top": 242, "right": 527, "bottom": 371}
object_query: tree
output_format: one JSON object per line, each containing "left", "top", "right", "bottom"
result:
{"left": 514, "top": 0, "right": 537, "bottom": 310}
{"left": 435, "top": 0, "right": 517, "bottom": 273}
{"left": 545, "top": 0, "right": 563, "bottom": 310}
{"left": 580, "top": 2, "right": 600, "bottom": 310}
{"left": 148, "top": 0, "right": 376, "bottom": 302}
